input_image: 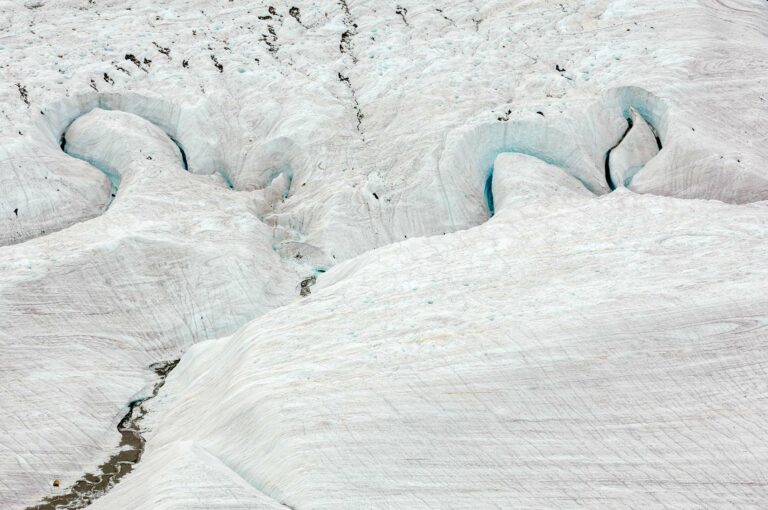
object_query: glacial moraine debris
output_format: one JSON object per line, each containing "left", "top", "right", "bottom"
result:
{"left": 261, "top": 25, "right": 278, "bottom": 54}
{"left": 16, "top": 83, "right": 29, "bottom": 106}
{"left": 300, "top": 275, "right": 317, "bottom": 296}
{"left": 395, "top": 5, "right": 408, "bottom": 25}
{"left": 288, "top": 6, "right": 306, "bottom": 27}
{"left": 124, "top": 54, "right": 148, "bottom": 72}
{"left": 338, "top": 72, "right": 364, "bottom": 133}
{"left": 211, "top": 54, "right": 223, "bottom": 72}
{"left": 25, "top": 359, "right": 179, "bottom": 510}
{"left": 152, "top": 41, "right": 171, "bottom": 59}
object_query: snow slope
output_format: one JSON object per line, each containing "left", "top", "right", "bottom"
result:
{"left": 95, "top": 187, "right": 768, "bottom": 509}
{"left": 1, "top": 0, "right": 768, "bottom": 508}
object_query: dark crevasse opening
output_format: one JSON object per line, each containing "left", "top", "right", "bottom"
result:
{"left": 604, "top": 116, "right": 634, "bottom": 191}
{"left": 170, "top": 138, "right": 188, "bottom": 171}
{"left": 484, "top": 168, "right": 495, "bottom": 217}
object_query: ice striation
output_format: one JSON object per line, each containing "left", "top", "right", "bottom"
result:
{"left": 2, "top": 0, "right": 768, "bottom": 508}
{"left": 607, "top": 107, "right": 660, "bottom": 189}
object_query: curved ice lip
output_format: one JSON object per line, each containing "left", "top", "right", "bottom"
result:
{"left": 35, "top": 93, "right": 218, "bottom": 177}
{"left": 0, "top": 91, "right": 301, "bottom": 249}
{"left": 6, "top": 85, "right": 755, "bottom": 255}
{"left": 61, "top": 108, "right": 193, "bottom": 208}
{"left": 464, "top": 87, "right": 668, "bottom": 220}
{"left": 0, "top": 101, "right": 242, "bottom": 248}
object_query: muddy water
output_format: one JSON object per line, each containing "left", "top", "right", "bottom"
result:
{"left": 27, "top": 359, "right": 179, "bottom": 510}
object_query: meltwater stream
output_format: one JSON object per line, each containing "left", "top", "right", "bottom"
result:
{"left": 26, "top": 360, "right": 179, "bottom": 510}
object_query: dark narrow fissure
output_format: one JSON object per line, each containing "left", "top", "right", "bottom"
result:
{"left": 170, "top": 138, "right": 188, "bottom": 171}
{"left": 603, "top": 116, "right": 634, "bottom": 191}
{"left": 26, "top": 359, "right": 179, "bottom": 510}
{"left": 484, "top": 168, "right": 495, "bottom": 217}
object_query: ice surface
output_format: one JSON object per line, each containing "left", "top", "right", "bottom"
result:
{"left": 491, "top": 153, "right": 592, "bottom": 212}
{"left": 608, "top": 107, "right": 660, "bottom": 188}
{"left": 94, "top": 190, "right": 768, "bottom": 509}
{"left": 0, "top": 98, "right": 301, "bottom": 506}
{"left": 2, "top": 0, "right": 768, "bottom": 508}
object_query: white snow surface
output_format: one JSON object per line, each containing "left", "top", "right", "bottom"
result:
{"left": 608, "top": 107, "right": 659, "bottom": 188}
{"left": 1, "top": 0, "right": 768, "bottom": 508}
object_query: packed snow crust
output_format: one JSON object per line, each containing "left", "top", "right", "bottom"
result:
{"left": 2, "top": 0, "right": 768, "bottom": 508}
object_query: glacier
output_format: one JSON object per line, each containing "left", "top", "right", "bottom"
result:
{"left": 1, "top": 0, "right": 768, "bottom": 508}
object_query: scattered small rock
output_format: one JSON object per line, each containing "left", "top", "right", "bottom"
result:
{"left": 16, "top": 83, "right": 29, "bottom": 106}
{"left": 435, "top": 8, "right": 455, "bottom": 24}
{"left": 210, "top": 54, "right": 223, "bottom": 72}
{"left": 299, "top": 275, "right": 317, "bottom": 297}
{"left": 125, "top": 54, "right": 148, "bottom": 72}
{"left": 395, "top": 5, "right": 408, "bottom": 25}
{"left": 288, "top": 6, "right": 305, "bottom": 27}
{"left": 152, "top": 42, "right": 171, "bottom": 59}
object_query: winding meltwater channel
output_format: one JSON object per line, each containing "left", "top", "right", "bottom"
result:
{"left": 21, "top": 88, "right": 668, "bottom": 509}
{"left": 604, "top": 115, "right": 635, "bottom": 191}
{"left": 26, "top": 360, "right": 179, "bottom": 510}
{"left": 22, "top": 108, "right": 205, "bottom": 509}
{"left": 60, "top": 107, "right": 192, "bottom": 207}
{"left": 482, "top": 99, "right": 664, "bottom": 214}
{"left": 604, "top": 107, "right": 662, "bottom": 191}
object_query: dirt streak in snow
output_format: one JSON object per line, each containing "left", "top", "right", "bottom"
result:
{"left": 26, "top": 359, "right": 179, "bottom": 510}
